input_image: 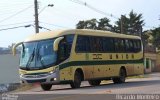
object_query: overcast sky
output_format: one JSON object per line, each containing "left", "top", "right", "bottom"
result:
{"left": 0, "top": 0, "right": 160, "bottom": 47}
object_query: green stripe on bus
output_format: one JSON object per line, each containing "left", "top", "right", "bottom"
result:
{"left": 59, "top": 59, "right": 144, "bottom": 70}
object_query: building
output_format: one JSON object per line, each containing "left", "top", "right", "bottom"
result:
{"left": 144, "top": 45, "right": 158, "bottom": 73}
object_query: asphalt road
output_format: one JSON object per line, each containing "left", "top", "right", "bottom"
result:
{"left": 2, "top": 73, "right": 160, "bottom": 100}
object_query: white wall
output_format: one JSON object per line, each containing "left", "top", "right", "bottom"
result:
{"left": 0, "top": 54, "right": 20, "bottom": 84}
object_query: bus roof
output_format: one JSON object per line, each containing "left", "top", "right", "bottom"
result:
{"left": 24, "top": 29, "right": 141, "bottom": 42}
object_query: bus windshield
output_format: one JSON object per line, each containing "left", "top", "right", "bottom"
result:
{"left": 20, "top": 39, "right": 57, "bottom": 70}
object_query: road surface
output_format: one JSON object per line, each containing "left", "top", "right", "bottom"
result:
{"left": 2, "top": 73, "right": 160, "bottom": 100}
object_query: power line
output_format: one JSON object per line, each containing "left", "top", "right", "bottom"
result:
{"left": 39, "top": 21, "right": 72, "bottom": 28}
{"left": 69, "top": 0, "right": 159, "bottom": 30}
{"left": 0, "top": 21, "right": 33, "bottom": 27}
{"left": 0, "top": 5, "right": 33, "bottom": 23}
{"left": 39, "top": 26, "right": 51, "bottom": 31}
{"left": 51, "top": 7, "right": 87, "bottom": 20}
{"left": 0, "top": 2, "right": 32, "bottom": 10}
{"left": 69, "top": 0, "right": 118, "bottom": 19}
{"left": 0, "top": 24, "right": 32, "bottom": 31}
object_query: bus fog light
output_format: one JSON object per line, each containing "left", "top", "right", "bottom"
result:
{"left": 50, "top": 78, "right": 57, "bottom": 81}
{"left": 54, "top": 78, "right": 57, "bottom": 81}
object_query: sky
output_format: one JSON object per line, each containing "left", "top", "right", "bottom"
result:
{"left": 0, "top": 0, "right": 160, "bottom": 47}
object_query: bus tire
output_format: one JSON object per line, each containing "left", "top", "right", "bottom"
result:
{"left": 41, "top": 84, "right": 52, "bottom": 91}
{"left": 88, "top": 80, "right": 101, "bottom": 86}
{"left": 70, "top": 71, "right": 81, "bottom": 88}
{"left": 112, "top": 68, "right": 126, "bottom": 84}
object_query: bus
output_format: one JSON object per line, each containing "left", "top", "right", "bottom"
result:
{"left": 12, "top": 29, "right": 144, "bottom": 91}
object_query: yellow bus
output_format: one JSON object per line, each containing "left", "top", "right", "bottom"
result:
{"left": 13, "top": 29, "right": 144, "bottom": 91}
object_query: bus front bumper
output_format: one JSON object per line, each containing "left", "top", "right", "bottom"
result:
{"left": 20, "top": 71, "right": 60, "bottom": 84}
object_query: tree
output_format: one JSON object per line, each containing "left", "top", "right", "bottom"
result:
{"left": 114, "top": 10, "right": 144, "bottom": 35}
{"left": 142, "top": 30, "right": 152, "bottom": 46}
{"left": 97, "top": 17, "right": 112, "bottom": 31}
{"left": 128, "top": 10, "right": 144, "bottom": 35}
{"left": 76, "top": 10, "right": 144, "bottom": 36}
{"left": 76, "top": 17, "right": 113, "bottom": 31}
{"left": 85, "top": 19, "right": 97, "bottom": 29}
{"left": 151, "top": 27, "right": 160, "bottom": 49}
{"left": 76, "top": 18, "right": 97, "bottom": 29}
{"left": 115, "top": 15, "right": 129, "bottom": 33}
{"left": 76, "top": 21, "right": 86, "bottom": 29}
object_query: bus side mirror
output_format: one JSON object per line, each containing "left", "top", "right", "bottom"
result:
{"left": 12, "top": 42, "right": 23, "bottom": 56}
{"left": 53, "top": 37, "right": 64, "bottom": 51}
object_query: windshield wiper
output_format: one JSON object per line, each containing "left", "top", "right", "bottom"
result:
{"left": 26, "top": 48, "right": 35, "bottom": 69}
{"left": 21, "top": 43, "right": 25, "bottom": 57}
{"left": 37, "top": 49, "right": 46, "bottom": 68}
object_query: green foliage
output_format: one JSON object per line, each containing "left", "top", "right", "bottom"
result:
{"left": 76, "top": 10, "right": 144, "bottom": 36}
{"left": 151, "top": 27, "right": 160, "bottom": 49}
{"left": 115, "top": 15, "right": 129, "bottom": 33}
{"left": 76, "top": 18, "right": 98, "bottom": 29}
{"left": 97, "top": 18, "right": 112, "bottom": 31}
{"left": 76, "top": 17, "right": 112, "bottom": 31}
{"left": 76, "top": 10, "right": 160, "bottom": 50}
{"left": 141, "top": 30, "right": 151, "bottom": 45}
{"left": 115, "top": 10, "right": 144, "bottom": 35}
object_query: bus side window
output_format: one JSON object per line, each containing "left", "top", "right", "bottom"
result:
{"left": 134, "top": 40, "right": 141, "bottom": 52}
{"left": 89, "top": 36, "right": 103, "bottom": 53}
{"left": 125, "top": 39, "right": 130, "bottom": 52}
{"left": 102, "top": 37, "right": 114, "bottom": 52}
{"left": 88, "top": 36, "right": 94, "bottom": 52}
{"left": 58, "top": 34, "right": 74, "bottom": 62}
{"left": 97, "top": 37, "right": 103, "bottom": 52}
{"left": 133, "top": 40, "right": 138, "bottom": 52}
{"left": 76, "top": 35, "right": 90, "bottom": 53}
{"left": 119, "top": 39, "right": 125, "bottom": 52}
{"left": 137, "top": 40, "right": 141, "bottom": 52}
{"left": 65, "top": 34, "right": 74, "bottom": 56}
{"left": 58, "top": 40, "right": 67, "bottom": 62}
{"left": 128, "top": 40, "right": 134, "bottom": 52}
{"left": 114, "top": 38, "right": 119, "bottom": 52}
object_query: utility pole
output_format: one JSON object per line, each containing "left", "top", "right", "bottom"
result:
{"left": 120, "top": 15, "right": 123, "bottom": 34}
{"left": 139, "top": 25, "right": 143, "bottom": 38}
{"left": 34, "top": 0, "right": 39, "bottom": 33}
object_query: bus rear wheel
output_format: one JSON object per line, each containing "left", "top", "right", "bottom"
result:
{"left": 70, "top": 71, "right": 82, "bottom": 88}
{"left": 41, "top": 84, "right": 52, "bottom": 91}
{"left": 88, "top": 80, "right": 101, "bottom": 86}
{"left": 112, "top": 68, "right": 126, "bottom": 84}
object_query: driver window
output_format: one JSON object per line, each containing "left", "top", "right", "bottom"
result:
{"left": 58, "top": 34, "right": 74, "bottom": 62}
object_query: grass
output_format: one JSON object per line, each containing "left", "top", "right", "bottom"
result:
{"left": 12, "top": 84, "right": 35, "bottom": 92}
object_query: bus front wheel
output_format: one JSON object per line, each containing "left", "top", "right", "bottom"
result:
{"left": 41, "top": 84, "right": 52, "bottom": 91}
{"left": 70, "top": 71, "right": 82, "bottom": 88}
{"left": 112, "top": 68, "right": 126, "bottom": 84}
{"left": 88, "top": 80, "right": 101, "bottom": 86}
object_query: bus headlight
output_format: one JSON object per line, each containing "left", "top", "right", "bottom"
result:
{"left": 49, "top": 71, "right": 53, "bottom": 74}
{"left": 50, "top": 67, "right": 59, "bottom": 74}
{"left": 20, "top": 74, "right": 24, "bottom": 77}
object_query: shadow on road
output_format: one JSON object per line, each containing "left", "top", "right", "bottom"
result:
{"left": 46, "top": 79, "right": 160, "bottom": 91}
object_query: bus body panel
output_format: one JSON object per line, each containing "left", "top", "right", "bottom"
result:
{"left": 17, "top": 29, "right": 144, "bottom": 85}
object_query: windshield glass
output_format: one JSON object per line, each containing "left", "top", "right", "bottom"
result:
{"left": 20, "top": 39, "right": 57, "bottom": 70}
{"left": 20, "top": 42, "right": 36, "bottom": 68}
